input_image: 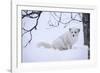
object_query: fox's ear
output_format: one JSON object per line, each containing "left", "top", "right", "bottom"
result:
{"left": 78, "top": 29, "right": 80, "bottom": 32}
{"left": 69, "top": 28, "right": 71, "bottom": 31}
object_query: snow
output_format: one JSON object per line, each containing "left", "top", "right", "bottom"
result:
{"left": 22, "top": 46, "right": 88, "bottom": 62}
{"left": 22, "top": 11, "right": 89, "bottom": 62}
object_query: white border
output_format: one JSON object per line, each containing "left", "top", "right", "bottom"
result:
{"left": 11, "top": 3, "right": 97, "bottom": 73}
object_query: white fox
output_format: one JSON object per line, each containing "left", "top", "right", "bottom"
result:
{"left": 38, "top": 28, "right": 80, "bottom": 50}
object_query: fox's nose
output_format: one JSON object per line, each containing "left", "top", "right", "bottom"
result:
{"left": 73, "top": 35, "right": 74, "bottom": 37}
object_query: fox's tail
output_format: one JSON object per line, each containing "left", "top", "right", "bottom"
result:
{"left": 37, "top": 42, "right": 52, "bottom": 48}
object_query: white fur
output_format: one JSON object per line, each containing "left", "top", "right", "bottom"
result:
{"left": 38, "top": 28, "right": 80, "bottom": 50}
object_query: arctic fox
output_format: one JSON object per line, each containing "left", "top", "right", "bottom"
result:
{"left": 38, "top": 28, "right": 80, "bottom": 50}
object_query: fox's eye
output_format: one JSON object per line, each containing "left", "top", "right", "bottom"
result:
{"left": 75, "top": 32, "right": 77, "bottom": 33}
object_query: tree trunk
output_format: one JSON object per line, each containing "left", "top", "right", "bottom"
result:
{"left": 82, "top": 13, "right": 90, "bottom": 59}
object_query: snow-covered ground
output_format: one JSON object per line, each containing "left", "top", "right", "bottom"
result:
{"left": 22, "top": 11, "right": 89, "bottom": 62}
{"left": 22, "top": 46, "right": 88, "bottom": 62}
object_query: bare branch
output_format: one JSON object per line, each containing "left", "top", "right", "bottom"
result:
{"left": 49, "top": 12, "right": 82, "bottom": 28}
{"left": 57, "top": 13, "right": 62, "bottom": 26}
{"left": 24, "top": 31, "right": 32, "bottom": 47}
{"left": 71, "top": 13, "right": 82, "bottom": 22}
{"left": 22, "top": 10, "right": 42, "bottom": 47}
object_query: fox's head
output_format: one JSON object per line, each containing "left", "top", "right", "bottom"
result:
{"left": 69, "top": 28, "right": 80, "bottom": 37}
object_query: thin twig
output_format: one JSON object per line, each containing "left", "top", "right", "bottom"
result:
{"left": 22, "top": 10, "right": 42, "bottom": 47}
